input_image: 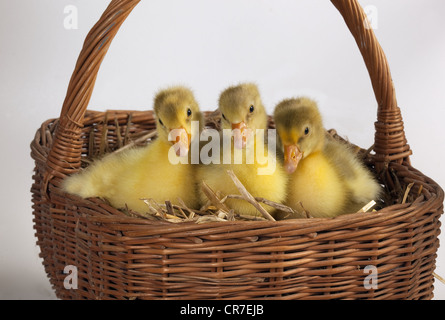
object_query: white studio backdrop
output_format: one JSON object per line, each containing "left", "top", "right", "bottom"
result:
{"left": 0, "top": 0, "right": 444, "bottom": 299}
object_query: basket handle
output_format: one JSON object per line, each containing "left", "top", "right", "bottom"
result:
{"left": 45, "top": 0, "right": 410, "bottom": 185}
{"left": 44, "top": 0, "right": 141, "bottom": 185}
{"left": 330, "top": 0, "right": 411, "bottom": 172}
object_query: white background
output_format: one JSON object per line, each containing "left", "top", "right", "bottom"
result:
{"left": 0, "top": 0, "right": 444, "bottom": 299}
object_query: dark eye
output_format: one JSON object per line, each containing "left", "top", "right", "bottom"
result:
{"left": 249, "top": 105, "right": 254, "bottom": 113}
{"left": 187, "top": 108, "right": 192, "bottom": 117}
{"left": 222, "top": 113, "right": 227, "bottom": 121}
{"left": 158, "top": 118, "right": 164, "bottom": 126}
{"left": 304, "top": 127, "right": 309, "bottom": 135}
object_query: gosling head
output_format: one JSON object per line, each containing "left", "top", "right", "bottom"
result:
{"left": 154, "top": 86, "right": 203, "bottom": 157}
{"left": 273, "top": 97, "right": 325, "bottom": 174}
{"left": 218, "top": 83, "right": 267, "bottom": 149}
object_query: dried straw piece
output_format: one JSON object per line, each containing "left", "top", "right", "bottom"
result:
{"left": 226, "top": 209, "right": 236, "bottom": 221}
{"left": 142, "top": 198, "right": 166, "bottom": 219}
{"left": 174, "top": 204, "right": 189, "bottom": 220}
{"left": 226, "top": 170, "right": 276, "bottom": 221}
{"left": 196, "top": 216, "right": 227, "bottom": 224}
{"left": 402, "top": 182, "right": 415, "bottom": 204}
{"left": 226, "top": 194, "right": 296, "bottom": 214}
{"left": 298, "top": 202, "right": 312, "bottom": 219}
{"left": 433, "top": 272, "right": 445, "bottom": 285}
{"left": 201, "top": 181, "right": 231, "bottom": 212}
{"left": 357, "top": 200, "right": 377, "bottom": 213}
{"left": 176, "top": 197, "right": 198, "bottom": 218}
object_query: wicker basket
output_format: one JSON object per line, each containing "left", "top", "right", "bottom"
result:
{"left": 30, "top": 0, "right": 444, "bottom": 300}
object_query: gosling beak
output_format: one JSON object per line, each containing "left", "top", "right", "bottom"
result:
{"left": 284, "top": 144, "right": 303, "bottom": 174}
{"left": 169, "top": 127, "right": 191, "bottom": 157}
{"left": 232, "top": 121, "right": 248, "bottom": 149}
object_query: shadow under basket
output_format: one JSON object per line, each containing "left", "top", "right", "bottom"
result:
{"left": 30, "top": 0, "right": 444, "bottom": 300}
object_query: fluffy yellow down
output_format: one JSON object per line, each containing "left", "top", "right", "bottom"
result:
{"left": 63, "top": 140, "right": 199, "bottom": 212}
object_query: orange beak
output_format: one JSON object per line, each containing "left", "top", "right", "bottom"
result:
{"left": 169, "top": 127, "right": 191, "bottom": 157}
{"left": 284, "top": 144, "right": 303, "bottom": 174}
{"left": 232, "top": 121, "right": 248, "bottom": 149}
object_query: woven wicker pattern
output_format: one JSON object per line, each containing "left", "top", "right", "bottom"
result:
{"left": 30, "top": 0, "right": 444, "bottom": 299}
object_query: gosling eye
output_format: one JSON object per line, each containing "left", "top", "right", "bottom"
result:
{"left": 158, "top": 118, "right": 164, "bottom": 126}
{"left": 304, "top": 127, "right": 310, "bottom": 135}
{"left": 187, "top": 108, "right": 192, "bottom": 117}
{"left": 249, "top": 105, "right": 254, "bottom": 113}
